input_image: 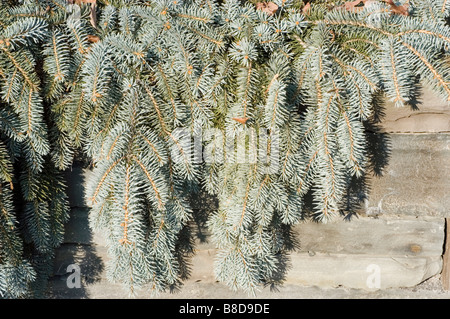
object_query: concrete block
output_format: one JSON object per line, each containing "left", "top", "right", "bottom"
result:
{"left": 363, "top": 134, "right": 450, "bottom": 217}
{"left": 285, "top": 254, "right": 442, "bottom": 290}
{"left": 49, "top": 216, "right": 445, "bottom": 297}
{"left": 185, "top": 216, "right": 445, "bottom": 291}
{"left": 63, "top": 207, "right": 107, "bottom": 247}
{"left": 381, "top": 86, "right": 450, "bottom": 133}
{"left": 285, "top": 216, "right": 444, "bottom": 290}
{"left": 64, "top": 163, "right": 94, "bottom": 208}
{"left": 63, "top": 208, "right": 91, "bottom": 245}
{"left": 294, "top": 216, "right": 444, "bottom": 257}
{"left": 52, "top": 243, "right": 106, "bottom": 287}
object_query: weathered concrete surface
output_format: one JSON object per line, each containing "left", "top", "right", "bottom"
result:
{"left": 63, "top": 207, "right": 106, "bottom": 246}
{"left": 155, "top": 276, "right": 450, "bottom": 299}
{"left": 184, "top": 216, "right": 445, "bottom": 291}
{"left": 381, "top": 86, "right": 450, "bottom": 133}
{"left": 363, "top": 134, "right": 450, "bottom": 218}
{"left": 286, "top": 216, "right": 445, "bottom": 290}
{"left": 49, "top": 212, "right": 445, "bottom": 298}
{"left": 284, "top": 254, "right": 441, "bottom": 290}
{"left": 64, "top": 164, "right": 89, "bottom": 208}
{"left": 295, "top": 217, "right": 444, "bottom": 257}
{"left": 48, "top": 276, "right": 450, "bottom": 299}
{"left": 188, "top": 248, "right": 442, "bottom": 292}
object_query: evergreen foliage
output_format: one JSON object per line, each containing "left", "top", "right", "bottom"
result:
{"left": 1, "top": 0, "right": 450, "bottom": 297}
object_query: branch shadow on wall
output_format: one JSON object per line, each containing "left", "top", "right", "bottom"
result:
{"left": 267, "top": 91, "right": 395, "bottom": 292}
{"left": 296, "top": 92, "right": 393, "bottom": 223}
{"left": 47, "top": 160, "right": 104, "bottom": 299}
{"left": 187, "top": 187, "right": 301, "bottom": 294}
{"left": 341, "top": 91, "right": 394, "bottom": 221}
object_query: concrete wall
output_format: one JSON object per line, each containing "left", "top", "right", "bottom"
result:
{"left": 48, "top": 87, "right": 450, "bottom": 298}
{"left": 365, "top": 85, "right": 450, "bottom": 218}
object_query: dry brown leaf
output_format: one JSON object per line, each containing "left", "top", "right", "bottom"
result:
{"left": 69, "top": 0, "right": 96, "bottom": 3}
{"left": 87, "top": 34, "right": 100, "bottom": 43}
{"left": 386, "top": 0, "right": 409, "bottom": 15}
{"left": 302, "top": 2, "right": 311, "bottom": 14}
{"left": 90, "top": 2, "right": 98, "bottom": 29}
{"left": 341, "top": 0, "right": 409, "bottom": 15}
{"left": 256, "top": 2, "right": 279, "bottom": 16}
{"left": 344, "top": 0, "right": 366, "bottom": 12}
{"left": 232, "top": 117, "right": 250, "bottom": 125}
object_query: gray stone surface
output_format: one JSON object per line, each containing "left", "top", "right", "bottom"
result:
{"left": 363, "top": 133, "right": 450, "bottom": 217}
{"left": 295, "top": 217, "right": 444, "bottom": 257}
{"left": 285, "top": 216, "right": 445, "bottom": 289}
{"left": 47, "top": 276, "right": 450, "bottom": 299}
{"left": 64, "top": 164, "right": 89, "bottom": 208}
{"left": 154, "top": 276, "right": 450, "bottom": 299}
{"left": 182, "top": 216, "right": 445, "bottom": 291}
{"left": 381, "top": 86, "right": 450, "bottom": 133}
{"left": 63, "top": 208, "right": 91, "bottom": 245}
{"left": 285, "top": 254, "right": 441, "bottom": 290}
{"left": 62, "top": 207, "right": 106, "bottom": 246}
{"left": 48, "top": 213, "right": 445, "bottom": 298}
{"left": 52, "top": 243, "right": 105, "bottom": 284}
